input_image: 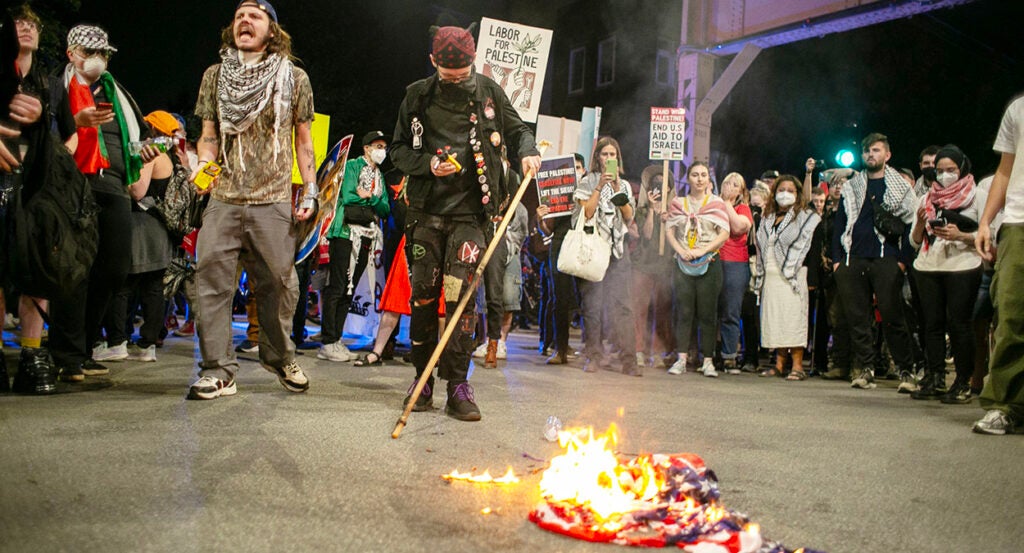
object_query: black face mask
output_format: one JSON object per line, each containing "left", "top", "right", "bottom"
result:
{"left": 438, "top": 72, "right": 476, "bottom": 97}
{"left": 922, "top": 167, "right": 936, "bottom": 183}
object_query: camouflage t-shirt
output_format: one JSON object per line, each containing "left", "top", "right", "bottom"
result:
{"left": 195, "top": 63, "right": 314, "bottom": 205}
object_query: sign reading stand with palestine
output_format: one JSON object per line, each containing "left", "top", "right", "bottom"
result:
{"left": 649, "top": 107, "right": 686, "bottom": 161}
{"left": 476, "top": 17, "right": 553, "bottom": 123}
{"left": 535, "top": 155, "right": 577, "bottom": 219}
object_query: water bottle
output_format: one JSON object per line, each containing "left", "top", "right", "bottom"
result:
{"left": 543, "top": 416, "right": 562, "bottom": 442}
{"left": 129, "top": 136, "right": 175, "bottom": 156}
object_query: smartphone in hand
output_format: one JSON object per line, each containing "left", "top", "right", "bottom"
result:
{"left": 96, "top": 102, "right": 113, "bottom": 111}
{"left": 604, "top": 158, "right": 618, "bottom": 177}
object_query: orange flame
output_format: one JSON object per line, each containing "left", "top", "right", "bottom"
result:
{"left": 442, "top": 467, "right": 520, "bottom": 485}
{"left": 538, "top": 424, "right": 664, "bottom": 525}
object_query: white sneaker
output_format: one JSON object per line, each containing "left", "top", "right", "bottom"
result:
{"left": 496, "top": 340, "right": 508, "bottom": 360}
{"left": 128, "top": 344, "right": 157, "bottom": 362}
{"left": 263, "top": 360, "right": 309, "bottom": 393}
{"left": 187, "top": 375, "right": 237, "bottom": 400}
{"left": 317, "top": 341, "right": 353, "bottom": 362}
{"left": 472, "top": 342, "right": 488, "bottom": 358}
{"left": 94, "top": 340, "right": 129, "bottom": 362}
{"left": 702, "top": 359, "right": 719, "bottom": 378}
{"left": 636, "top": 352, "right": 647, "bottom": 368}
{"left": 667, "top": 355, "right": 687, "bottom": 375}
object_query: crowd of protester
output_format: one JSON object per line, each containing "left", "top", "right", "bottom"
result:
{"left": 1, "top": 1, "right": 1021, "bottom": 435}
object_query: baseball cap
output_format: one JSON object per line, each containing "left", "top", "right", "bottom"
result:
{"left": 362, "top": 131, "right": 388, "bottom": 146}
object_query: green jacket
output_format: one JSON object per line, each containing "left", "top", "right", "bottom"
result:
{"left": 326, "top": 156, "right": 391, "bottom": 240}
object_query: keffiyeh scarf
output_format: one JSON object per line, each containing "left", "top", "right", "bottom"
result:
{"left": 921, "top": 174, "right": 976, "bottom": 251}
{"left": 666, "top": 194, "right": 730, "bottom": 249}
{"left": 216, "top": 48, "right": 294, "bottom": 169}
{"left": 838, "top": 165, "right": 915, "bottom": 263}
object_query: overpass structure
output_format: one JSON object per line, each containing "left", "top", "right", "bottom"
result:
{"left": 677, "top": 0, "right": 979, "bottom": 171}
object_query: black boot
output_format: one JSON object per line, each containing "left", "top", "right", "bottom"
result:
{"left": 12, "top": 347, "right": 57, "bottom": 395}
{"left": 911, "top": 371, "right": 945, "bottom": 400}
{"left": 1, "top": 351, "right": 9, "bottom": 393}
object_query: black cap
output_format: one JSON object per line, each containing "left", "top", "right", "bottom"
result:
{"left": 760, "top": 170, "right": 779, "bottom": 180}
{"left": 362, "top": 131, "right": 388, "bottom": 146}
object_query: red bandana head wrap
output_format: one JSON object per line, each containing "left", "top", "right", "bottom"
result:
{"left": 432, "top": 26, "right": 475, "bottom": 69}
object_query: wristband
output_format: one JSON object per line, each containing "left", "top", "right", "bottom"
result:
{"left": 300, "top": 181, "right": 318, "bottom": 211}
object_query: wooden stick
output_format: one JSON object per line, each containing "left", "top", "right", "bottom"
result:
{"left": 392, "top": 141, "right": 551, "bottom": 439}
{"left": 659, "top": 159, "right": 669, "bottom": 255}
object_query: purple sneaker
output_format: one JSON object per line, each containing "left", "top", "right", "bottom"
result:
{"left": 445, "top": 382, "right": 481, "bottom": 421}
{"left": 403, "top": 377, "right": 433, "bottom": 412}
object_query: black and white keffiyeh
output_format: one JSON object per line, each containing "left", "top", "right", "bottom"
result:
{"left": 754, "top": 208, "right": 820, "bottom": 293}
{"left": 216, "top": 48, "right": 294, "bottom": 167}
{"left": 838, "top": 165, "right": 916, "bottom": 263}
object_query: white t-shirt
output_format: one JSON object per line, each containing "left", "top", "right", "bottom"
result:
{"left": 993, "top": 95, "right": 1024, "bottom": 223}
{"left": 912, "top": 187, "right": 986, "bottom": 273}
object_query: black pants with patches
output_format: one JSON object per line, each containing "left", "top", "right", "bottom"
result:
{"left": 406, "top": 209, "right": 486, "bottom": 384}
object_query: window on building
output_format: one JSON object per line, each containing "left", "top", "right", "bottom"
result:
{"left": 597, "top": 37, "right": 615, "bottom": 87}
{"left": 656, "top": 49, "right": 674, "bottom": 86}
{"left": 568, "top": 46, "right": 585, "bottom": 94}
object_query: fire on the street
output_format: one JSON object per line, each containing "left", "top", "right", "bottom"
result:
{"left": 528, "top": 424, "right": 824, "bottom": 552}
{"left": 442, "top": 467, "right": 520, "bottom": 485}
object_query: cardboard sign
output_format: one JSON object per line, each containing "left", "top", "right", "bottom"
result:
{"left": 649, "top": 107, "right": 686, "bottom": 161}
{"left": 476, "top": 17, "right": 553, "bottom": 123}
{"left": 291, "top": 113, "right": 331, "bottom": 184}
{"left": 535, "top": 155, "right": 577, "bottom": 219}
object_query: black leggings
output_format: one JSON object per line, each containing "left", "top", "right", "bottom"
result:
{"left": 913, "top": 267, "right": 983, "bottom": 382}
{"left": 673, "top": 259, "right": 723, "bottom": 357}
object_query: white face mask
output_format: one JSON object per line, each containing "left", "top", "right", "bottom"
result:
{"left": 936, "top": 171, "right": 959, "bottom": 187}
{"left": 369, "top": 148, "right": 386, "bottom": 165}
{"left": 775, "top": 191, "right": 796, "bottom": 207}
{"left": 78, "top": 54, "right": 107, "bottom": 79}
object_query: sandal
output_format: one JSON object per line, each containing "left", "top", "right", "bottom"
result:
{"left": 353, "top": 351, "right": 383, "bottom": 367}
{"left": 759, "top": 368, "right": 780, "bottom": 378}
{"left": 786, "top": 370, "right": 808, "bottom": 381}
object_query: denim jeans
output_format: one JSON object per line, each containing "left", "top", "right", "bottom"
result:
{"left": 718, "top": 261, "right": 749, "bottom": 360}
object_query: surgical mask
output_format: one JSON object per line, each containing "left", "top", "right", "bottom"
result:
{"left": 370, "top": 148, "right": 386, "bottom": 165}
{"left": 775, "top": 191, "right": 796, "bottom": 207}
{"left": 936, "top": 171, "right": 958, "bottom": 187}
{"left": 77, "top": 53, "right": 107, "bottom": 79}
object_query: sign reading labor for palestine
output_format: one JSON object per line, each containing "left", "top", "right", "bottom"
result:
{"left": 475, "top": 17, "right": 553, "bottom": 123}
{"left": 535, "top": 155, "right": 577, "bottom": 219}
{"left": 649, "top": 107, "right": 686, "bottom": 161}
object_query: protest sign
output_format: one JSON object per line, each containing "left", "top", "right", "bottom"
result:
{"left": 476, "top": 17, "right": 553, "bottom": 123}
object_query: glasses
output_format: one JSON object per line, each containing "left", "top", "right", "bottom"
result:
{"left": 15, "top": 19, "right": 41, "bottom": 32}
{"left": 77, "top": 47, "right": 112, "bottom": 59}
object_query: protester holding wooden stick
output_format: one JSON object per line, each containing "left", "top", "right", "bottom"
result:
{"left": 390, "top": 24, "right": 540, "bottom": 422}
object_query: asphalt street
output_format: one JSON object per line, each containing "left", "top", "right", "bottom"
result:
{"left": 1, "top": 325, "right": 1021, "bottom": 553}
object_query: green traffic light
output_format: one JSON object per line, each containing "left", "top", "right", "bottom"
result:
{"left": 835, "top": 150, "right": 855, "bottom": 168}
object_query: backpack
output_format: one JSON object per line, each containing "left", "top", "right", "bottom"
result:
{"left": 155, "top": 152, "right": 204, "bottom": 242}
{"left": 12, "top": 132, "right": 99, "bottom": 301}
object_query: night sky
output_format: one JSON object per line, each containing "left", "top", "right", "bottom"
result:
{"left": 34, "top": 0, "right": 1024, "bottom": 183}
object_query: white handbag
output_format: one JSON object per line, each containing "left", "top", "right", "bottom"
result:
{"left": 557, "top": 216, "right": 611, "bottom": 282}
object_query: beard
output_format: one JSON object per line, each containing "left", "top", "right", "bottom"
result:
{"left": 864, "top": 158, "right": 885, "bottom": 172}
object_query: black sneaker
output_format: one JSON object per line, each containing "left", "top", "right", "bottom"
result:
{"left": 81, "top": 358, "right": 110, "bottom": 376}
{"left": 403, "top": 377, "right": 433, "bottom": 412}
{"left": 911, "top": 373, "right": 945, "bottom": 400}
{"left": 940, "top": 380, "right": 972, "bottom": 404}
{"left": 57, "top": 363, "right": 85, "bottom": 383}
{"left": 13, "top": 348, "right": 57, "bottom": 394}
{"left": 445, "top": 382, "right": 481, "bottom": 421}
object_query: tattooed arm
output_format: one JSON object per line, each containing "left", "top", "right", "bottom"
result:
{"left": 189, "top": 120, "right": 220, "bottom": 195}
{"left": 294, "top": 120, "right": 316, "bottom": 221}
